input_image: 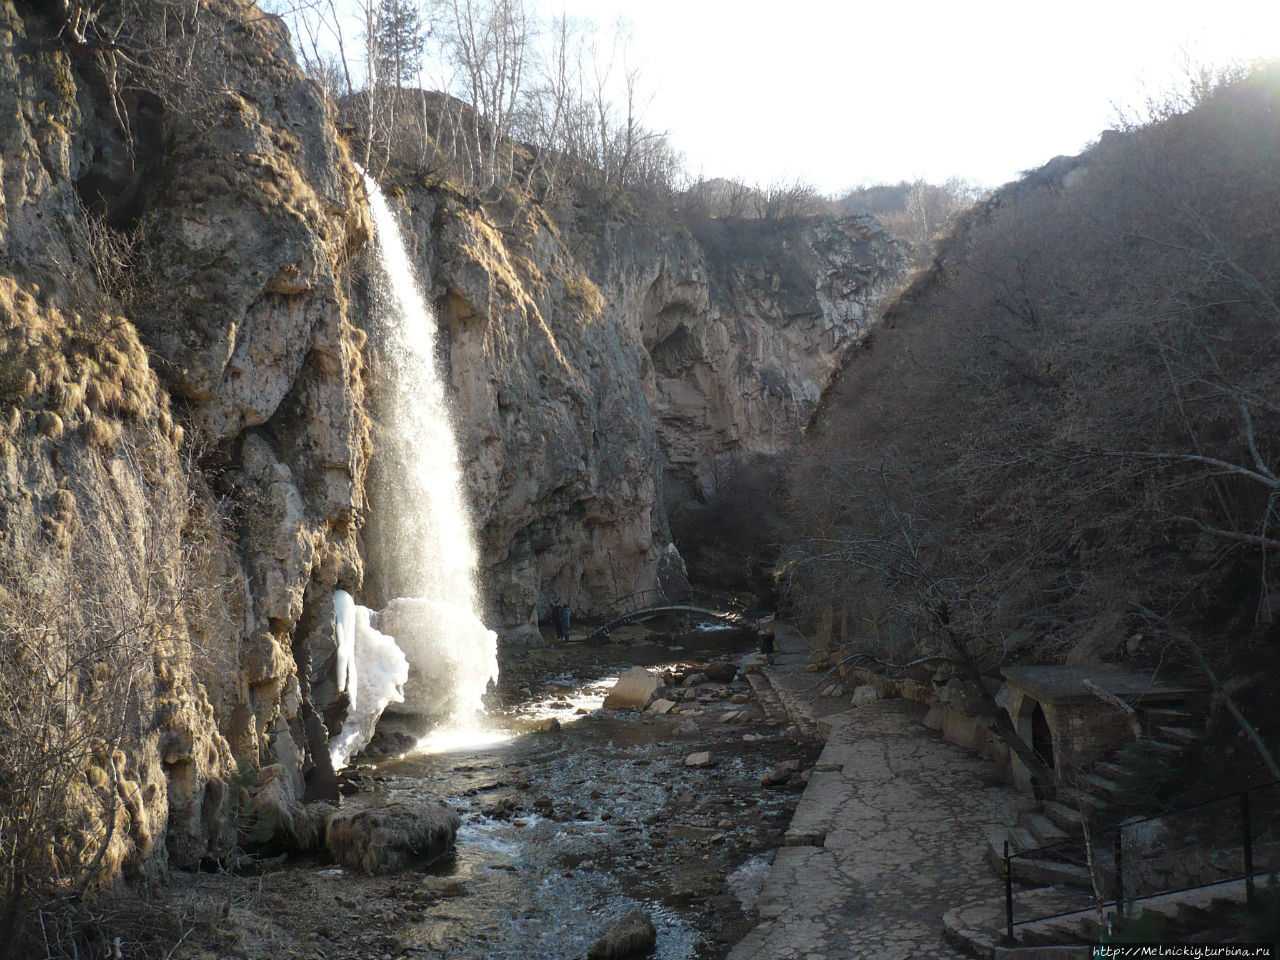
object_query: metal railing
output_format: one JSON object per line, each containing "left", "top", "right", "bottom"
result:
{"left": 1002, "top": 777, "right": 1280, "bottom": 942}
{"left": 588, "top": 586, "right": 753, "bottom": 639}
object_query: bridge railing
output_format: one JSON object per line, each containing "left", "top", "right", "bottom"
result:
{"left": 589, "top": 585, "right": 755, "bottom": 639}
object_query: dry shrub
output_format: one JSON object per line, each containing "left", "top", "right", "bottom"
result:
{"left": 784, "top": 62, "right": 1280, "bottom": 671}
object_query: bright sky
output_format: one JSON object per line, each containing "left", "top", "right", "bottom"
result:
{"left": 531, "top": 0, "right": 1280, "bottom": 193}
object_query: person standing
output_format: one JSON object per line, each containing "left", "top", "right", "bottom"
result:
{"left": 760, "top": 628, "right": 776, "bottom": 666}
{"left": 558, "top": 602, "right": 571, "bottom": 642}
{"left": 550, "top": 601, "right": 562, "bottom": 641}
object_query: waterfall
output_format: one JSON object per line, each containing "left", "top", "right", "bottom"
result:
{"left": 329, "top": 171, "right": 499, "bottom": 769}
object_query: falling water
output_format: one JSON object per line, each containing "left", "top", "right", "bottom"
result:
{"left": 330, "top": 170, "right": 497, "bottom": 766}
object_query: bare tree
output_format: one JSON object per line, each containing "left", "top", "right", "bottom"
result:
{"left": 434, "top": 0, "right": 530, "bottom": 195}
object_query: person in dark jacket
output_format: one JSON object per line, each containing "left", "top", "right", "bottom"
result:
{"left": 557, "top": 602, "right": 571, "bottom": 641}
{"left": 759, "top": 628, "right": 776, "bottom": 666}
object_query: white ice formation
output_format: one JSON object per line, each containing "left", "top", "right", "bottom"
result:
{"left": 333, "top": 589, "right": 357, "bottom": 709}
{"left": 328, "top": 602, "right": 410, "bottom": 770}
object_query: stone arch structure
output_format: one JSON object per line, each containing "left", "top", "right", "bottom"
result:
{"left": 1001, "top": 665, "right": 1192, "bottom": 797}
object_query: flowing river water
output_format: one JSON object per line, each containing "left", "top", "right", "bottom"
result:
{"left": 348, "top": 624, "right": 818, "bottom": 959}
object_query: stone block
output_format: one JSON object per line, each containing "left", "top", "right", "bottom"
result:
{"left": 604, "top": 667, "right": 661, "bottom": 709}
{"left": 923, "top": 704, "right": 946, "bottom": 730}
{"left": 943, "top": 711, "right": 983, "bottom": 751}
{"left": 325, "top": 801, "right": 460, "bottom": 874}
{"left": 850, "top": 684, "right": 881, "bottom": 707}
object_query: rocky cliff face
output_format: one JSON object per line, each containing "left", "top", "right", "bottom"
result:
{"left": 611, "top": 214, "right": 901, "bottom": 514}
{"left": 0, "top": 0, "right": 370, "bottom": 888}
{"left": 383, "top": 188, "right": 904, "bottom": 634}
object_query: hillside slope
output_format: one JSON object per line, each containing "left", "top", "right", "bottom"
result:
{"left": 787, "top": 65, "right": 1280, "bottom": 688}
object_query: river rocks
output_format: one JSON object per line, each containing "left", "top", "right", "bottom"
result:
{"left": 325, "top": 801, "right": 461, "bottom": 873}
{"left": 534, "top": 717, "right": 562, "bottom": 733}
{"left": 760, "top": 759, "right": 802, "bottom": 786}
{"left": 703, "top": 661, "right": 739, "bottom": 683}
{"left": 646, "top": 698, "right": 677, "bottom": 715}
{"left": 587, "top": 909, "right": 657, "bottom": 959}
{"left": 604, "top": 667, "right": 662, "bottom": 710}
{"left": 684, "top": 751, "right": 713, "bottom": 768}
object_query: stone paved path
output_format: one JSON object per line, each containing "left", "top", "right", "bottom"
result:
{"left": 729, "top": 628, "right": 1023, "bottom": 960}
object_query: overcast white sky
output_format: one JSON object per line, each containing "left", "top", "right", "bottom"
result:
{"left": 530, "top": 0, "right": 1280, "bottom": 193}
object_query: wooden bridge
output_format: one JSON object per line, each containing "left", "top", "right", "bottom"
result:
{"left": 587, "top": 587, "right": 767, "bottom": 641}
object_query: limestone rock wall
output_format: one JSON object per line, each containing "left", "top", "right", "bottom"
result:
{"left": 0, "top": 0, "right": 370, "bottom": 884}
{"left": 382, "top": 189, "right": 904, "bottom": 633}
{"left": 368, "top": 193, "right": 667, "bottom": 637}
{"left": 606, "top": 214, "right": 902, "bottom": 511}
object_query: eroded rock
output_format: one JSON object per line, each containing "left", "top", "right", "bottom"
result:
{"left": 325, "top": 801, "right": 461, "bottom": 874}
{"left": 703, "top": 661, "right": 738, "bottom": 683}
{"left": 587, "top": 909, "right": 657, "bottom": 959}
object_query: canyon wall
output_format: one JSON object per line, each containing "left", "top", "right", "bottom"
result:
{"left": 373, "top": 190, "right": 901, "bottom": 634}
{"left": 384, "top": 190, "right": 904, "bottom": 635}
{"left": 0, "top": 0, "right": 370, "bottom": 884}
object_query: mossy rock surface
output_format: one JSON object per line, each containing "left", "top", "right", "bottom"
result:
{"left": 324, "top": 800, "right": 461, "bottom": 874}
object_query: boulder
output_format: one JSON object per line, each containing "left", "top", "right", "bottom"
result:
{"left": 603, "top": 667, "right": 662, "bottom": 710}
{"left": 703, "top": 661, "right": 738, "bottom": 683}
{"left": 761, "top": 759, "right": 802, "bottom": 786}
{"left": 325, "top": 801, "right": 460, "bottom": 873}
{"left": 646, "top": 698, "right": 677, "bottom": 715}
{"left": 684, "top": 751, "right": 713, "bottom": 768}
{"left": 850, "top": 684, "right": 881, "bottom": 707}
{"left": 587, "top": 909, "right": 657, "bottom": 959}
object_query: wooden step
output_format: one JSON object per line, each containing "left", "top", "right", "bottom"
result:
{"left": 1054, "top": 786, "right": 1105, "bottom": 812}
{"left": 1080, "top": 772, "right": 1121, "bottom": 798}
{"left": 1143, "top": 706, "right": 1197, "bottom": 723}
{"left": 1092, "top": 760, "right": 1130, "bottom": 781}
{"left": 1130, "top": 737, "right": 1183, "bottom": 758}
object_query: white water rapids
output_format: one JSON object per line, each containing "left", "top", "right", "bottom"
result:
{"left": 329, "top": 171, "right": 499, "bottom": 769}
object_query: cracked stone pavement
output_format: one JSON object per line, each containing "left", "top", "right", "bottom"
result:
{"left": 729, "top": 630, "right": 1022, "bottom": 960}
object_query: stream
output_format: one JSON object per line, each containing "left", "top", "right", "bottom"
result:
{"left": 323, "top": 623, "right": 820, "bottom": 959}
